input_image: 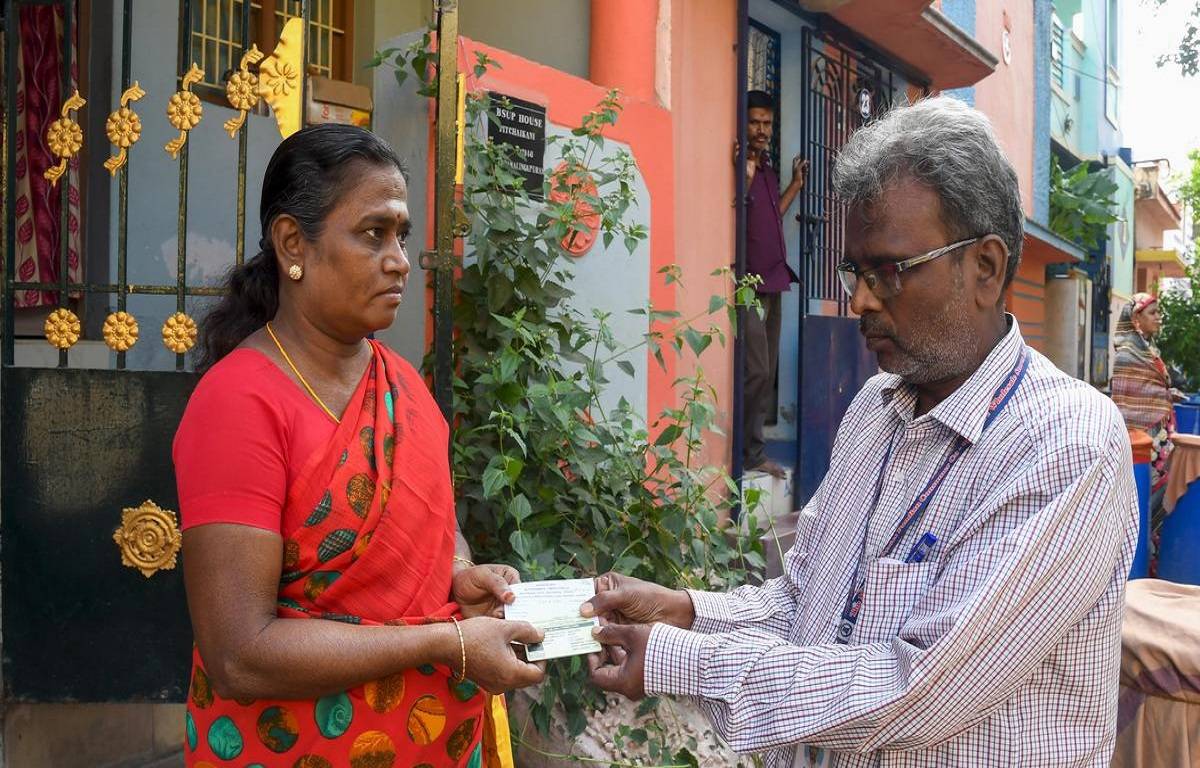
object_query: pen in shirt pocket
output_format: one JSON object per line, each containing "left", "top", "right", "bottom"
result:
{"left": 904, "top": 532, "right": 938, "bottom": 564}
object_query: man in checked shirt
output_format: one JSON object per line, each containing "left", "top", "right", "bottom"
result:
{"left": 581, "top": 96, "right": 1139, "bottom": 767}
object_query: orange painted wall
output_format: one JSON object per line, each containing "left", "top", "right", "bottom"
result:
{"left": 670, "top": 0, "right": 738, "bottom": 470}
{"left": 1008, "top": 244, "right": 1048, "bottom": 352}
{"left": 972, "top": 0, "right": 1035, "bottom": 217}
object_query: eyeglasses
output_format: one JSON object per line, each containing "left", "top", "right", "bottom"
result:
{"left": 835, "top": 237, "right": 980, "bottom": 300}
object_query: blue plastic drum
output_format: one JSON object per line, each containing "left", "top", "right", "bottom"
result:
{"left": 1130, "top": 462, "right": 1151, "bottom": 579}
{"left": 1159, "top": 486, "right": 1200, "bottom": 584}
{"left": 1174, "top": 404, "right": 1200, "bottom": 435}
{"left": 1159, "top": 433, "right": 1200, "bottom": 585}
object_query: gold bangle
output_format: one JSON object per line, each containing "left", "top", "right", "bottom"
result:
{"left": 450, "top": 616, "right": 467, "bottom": 683}
{"left": 452, "top": 556, "right": 475, "bottom": 569}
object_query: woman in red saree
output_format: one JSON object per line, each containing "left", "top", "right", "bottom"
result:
{"left": 175, "top": 125, "right": 543, "bottom": 767}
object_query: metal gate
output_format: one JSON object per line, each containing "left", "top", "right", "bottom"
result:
{"left": 794, "top": 25, "right": 907, "bottom": 503}
{"left": 746, "top": 19, "right": 781, "bottom": 174}
{"left": 798, "top": 25, "right": 897, "bottom": 319}
{"left": 0, "top": 0, "right": 319, "bottom": 703}
{"left": 3, "top": 0, "right": 463, "bottom": 707}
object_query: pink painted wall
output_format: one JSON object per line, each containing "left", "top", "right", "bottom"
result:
{"left": 972, "top": 0, "right": 1036, "bottom": 217}
{"left": 669, "top": 0, "right": 738, "bottom": 470}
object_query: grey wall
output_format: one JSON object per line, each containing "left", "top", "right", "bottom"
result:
{"left": 541, "top": 126, "right": 651, "bottom": 419}
{"left": 365, "top": 0, "right": 589, "bottom": 82}
{"left": 459, "top": 0, "right": 590, "bottom": 78}
{"left": 371, "top": 30, "right": 431, "bottom": 368}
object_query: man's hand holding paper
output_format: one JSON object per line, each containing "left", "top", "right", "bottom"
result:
{"left": 503, "top": 578, "right": 603, "bottom": 661}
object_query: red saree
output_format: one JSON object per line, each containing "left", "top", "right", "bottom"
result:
{"left": 185, "top": 341, "right": 489, "bottom": 767}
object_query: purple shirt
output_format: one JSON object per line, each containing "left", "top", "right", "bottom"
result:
{"left": 746, "top": 162, "right": 799, "bottom": 294}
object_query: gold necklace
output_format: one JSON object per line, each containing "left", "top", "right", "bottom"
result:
{"left": 265, "top": 322, "right": 340, "bottom": 424}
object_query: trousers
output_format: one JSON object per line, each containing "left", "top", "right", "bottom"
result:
{"left": 743, "top": 291, "right": 782, "bottom": 467}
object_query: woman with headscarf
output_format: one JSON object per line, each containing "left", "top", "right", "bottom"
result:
{"left": 1111, "top": 292, "right": 1180, "bottom": 546}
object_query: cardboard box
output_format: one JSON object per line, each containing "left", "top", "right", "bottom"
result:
{"left": 306, "top": 75, "right": 372, "bottom": 128}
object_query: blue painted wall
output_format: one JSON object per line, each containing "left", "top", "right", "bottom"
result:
{"left": 1034, "top": 0, "right": 1053, "bottom": 225}
{"left": 942, "top": 0, "right": 978, "bottom": 107}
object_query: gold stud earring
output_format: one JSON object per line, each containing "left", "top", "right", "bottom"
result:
{"left": 288, "top": 264, "right": 303, "bottom": 281}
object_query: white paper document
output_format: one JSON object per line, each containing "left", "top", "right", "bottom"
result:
{"left": 503, "top": 578, "right": 602, "bottom": 661}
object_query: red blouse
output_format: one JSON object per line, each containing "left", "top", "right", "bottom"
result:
{"left": 173, "top": 347, "right": 338, "bottom": 533}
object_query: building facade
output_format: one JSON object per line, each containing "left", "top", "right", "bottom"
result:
{"left": 1044, "top": 0, "right": 1135, "bottom": 384}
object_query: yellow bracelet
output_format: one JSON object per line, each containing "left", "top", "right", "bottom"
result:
{"left": 450, "top": 616, "right": 467, "bottom": 683}
{"left": 452, "top": 556, "right": 475, "bottom": 569}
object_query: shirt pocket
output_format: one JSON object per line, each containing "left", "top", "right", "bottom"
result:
{"left": 853, "top": 557, "right": 935, "bottom": 644}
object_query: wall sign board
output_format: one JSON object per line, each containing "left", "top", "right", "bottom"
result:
{"left": 487, "top": 92, "right": 547, "bottom": 200}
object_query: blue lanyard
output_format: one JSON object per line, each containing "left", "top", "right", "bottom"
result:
{"left": 834, "top": 347, "right": 1030, "bottom": 645}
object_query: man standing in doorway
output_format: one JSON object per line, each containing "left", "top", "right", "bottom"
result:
{"left": 743, "top": 90, "right": 808, "bottom": 477}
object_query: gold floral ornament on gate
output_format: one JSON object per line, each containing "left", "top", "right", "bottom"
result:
{"left": 113, "top": 500, "right": 182, "bottom": 578}
{"left": 43, "top": 90, "right": 86, "bottom": 186}
{"left": 103, "top": 82, "right": 147, "bottom": 175}
{"left": 162, "top": 311, "right": 198, "bottom": 353}
{"left": 44, "top": 307, "right": 81, "bottom": 350}
{"left": 102, "top": 310, "right": 139, "bottom": 352}
{"left": 165, "top": 63, "right": 205, "bottom": 158}
{"left": 258, "top": 17, "right": 304, "bottom": 138}
{"left": 224, "top": 45, "right": 265, "bottom": 138}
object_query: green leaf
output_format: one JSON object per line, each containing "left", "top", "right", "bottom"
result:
{"left": 503, "top": 455, "right": 525, "bottom": 482}
{"left": 509, "top": 530, "right": 533, "bottom": 558}
{"left": 635, "top": 696, "right": 660, "bottom": 717}
{"left": 482, "top": 459, "right": 509, "bottom": 498}
{"left": 655, "top": 424, "right": 683, "bottom": 446}
{"left": 566, "top": 706, "right": 588, "bottom": 737}
{"left": 683, "top": 327, "right": 712, "bottom": 357}
{"left": 487, "top": 275, "right": 514, "bottom": 310}
{"left": 617, "top": 360, "right": 636, "bottom": 377}
{"left": 508, "top": 493, "right": 533, "bottom": 523}
{"left": 497, "top": 348, "right": 521, "bottom": 383}
{"left": 708, "top": 294, "right": 726, "bottom": 314}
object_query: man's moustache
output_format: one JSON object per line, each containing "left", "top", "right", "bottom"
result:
{"left": 858, "top": 315, "right": 894, "bottom": 339}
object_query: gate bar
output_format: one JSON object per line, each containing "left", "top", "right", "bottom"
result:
{"left": 3, "top": 0, "right": 17, "bottom": 365}
{"left": 56, "top": 0, "right": 72, "bottom": 367}
{"left": 115, "top": 0, "right": 130, "bottom": 369}
{"left": 234, "top": 0, "right": 251, "bottom": 267}
{"left": 55, "top": 0, "right": 72, "bottom": 366}
{"left": 796, "top": 24, "right": 811, "bottom": 504}
{"left": 431, "top": 0, "right": 459, "bottom": 419}
{"left": 12, "top": 282, "right": 224, "bottom": 296}
{"left": 731, "top": 0, "right": 749, "bottom": 518}
{"left": 300, "top": 0, "right": 310, "bottom": 134}
{"left": 175, "top": 0, "right": 193, "bottom": 371}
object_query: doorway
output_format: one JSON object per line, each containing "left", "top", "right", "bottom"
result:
{"left": 738, "top": 0, "right": 919, "bottom": 506}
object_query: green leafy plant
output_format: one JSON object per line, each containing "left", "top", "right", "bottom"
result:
{"left": 1158, "top": 149, "right": 1200, "bottom": 391}
{"left": 1157, "top": 265, "right": 1200, "bottom": 390}
{"left": 1049, "top": 156, "right": 1120, "bottom": 250}
{"left": 372, "top": 39, "right": 769, "bottom": 766}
